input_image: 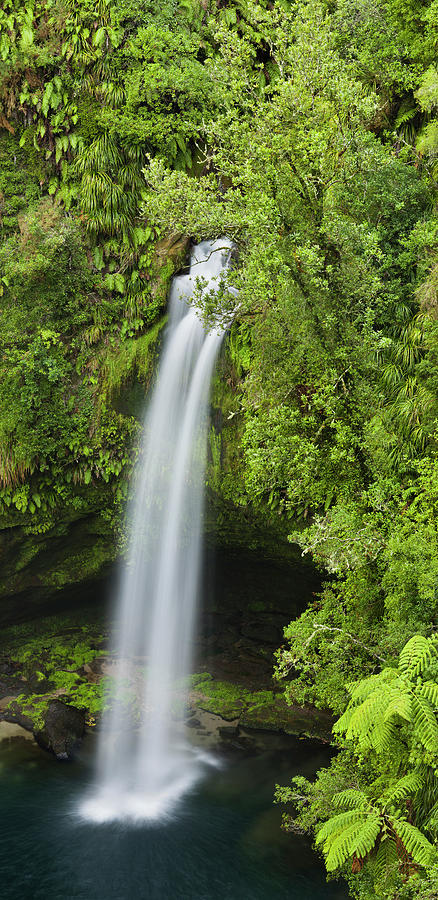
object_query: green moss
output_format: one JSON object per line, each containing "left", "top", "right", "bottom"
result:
{"left": 240, "top": 695, "right": 294, "bottom": 732}
{"left": 40, "top": 538, "right": 113, "bottom": 590}
{"left": 2, "top": 615, "right": 108, "bottom": 726}
{"left": 150, "top": 234, "right": 190, "bottom": 308}
{"left": 8, "top": 694, "right": 49, "bottom": 730}
{"left": 190, "top": 673, "right": 279, "bottom": 722}
{"left": 189, "top": 672, "right": 332, "bottom": 739}
{"left": 0, "top": 131, "right": 45, "bottom": 237}
{"left": 100, "top": 316, "right": 166, "bottom": 405}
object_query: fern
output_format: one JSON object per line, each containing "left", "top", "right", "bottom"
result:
{"left": 326, "top": 818, "right": 373, "bottom": 872}
{"left": 374, "top": 837, "right": 399, "bottom": 883}
{"left": 336, "top": 636, "right": 438, "bottom": 759}
{"left": 399, "top": 635, "right": 434, "bottom": 679}
{"left": 384, "top": 691, "right": 411, "bottom": 722}
{"left": 391, "top": 818, "right": 436, "bottom": 867}
{"left": 419, "top": 681, "right": 438, "bottom": 708}
{"left": 332, "top": 789, "right": 369, "bottom": 810}
{"left": 316, "top": 809, "right": 366, "bottom": 845}
{"left": 424, "top": 801, "right": 438, "bottom": 833}
{"left": 411, "top": 694, "right": 438, "bottom": 753}
{"left": 383, "top": 771, "right": 425, "bottom": 805}
{"left": 373, "top": 715, "right": 399, "bottom": 754}
{"left": 353, "top": 816, "right": 383, "bottom": 862}
{"left": 342, "top": 689, "right": 389, "bottom": 747}
{"left": 349, "top": 672, "right": 383, "bottom": 703}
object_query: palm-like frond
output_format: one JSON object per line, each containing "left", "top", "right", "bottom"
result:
{"left": 317, "top": 809, "right": 382, "bottom": 872}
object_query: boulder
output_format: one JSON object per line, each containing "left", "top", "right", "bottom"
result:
{"left": 35, "top": 699, "right": 85, "bottom": 760}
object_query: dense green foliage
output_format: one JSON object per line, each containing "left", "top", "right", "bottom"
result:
{"left": 0, "top": 0, "right": 192, "bottom": 540}
{"left": 276, "top": 635, "right": 438, "bottom": 897}
{"left": 2, "top": 0, "right": 438, "bottom": 895}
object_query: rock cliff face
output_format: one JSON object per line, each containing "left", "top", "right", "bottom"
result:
{"left": 0, "top": 543, "right": 324, "bottom": 759}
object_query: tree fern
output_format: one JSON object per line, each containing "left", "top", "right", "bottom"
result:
{"left": 335, "top": 635, "right": 438, "bottom": 758}
{"left": 315, "top": 635, "right": 438, "bottom": 881}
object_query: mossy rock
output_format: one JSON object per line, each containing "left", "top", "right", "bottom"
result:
{"left": 150, "top": 233, "right": 190, "bottom": 307}
{"left": 191, "top": 672, "right": 333, "bottom": 740}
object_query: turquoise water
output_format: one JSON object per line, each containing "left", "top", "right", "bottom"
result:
{"left": 0, "top": 735, "right": 347, "bottom": 900}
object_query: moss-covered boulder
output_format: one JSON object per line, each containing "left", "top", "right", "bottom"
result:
{"left": 35, "top": 699, "right": 85, "bottom": 760}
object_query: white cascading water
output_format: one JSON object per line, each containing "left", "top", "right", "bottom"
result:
{"left": 81, "top": 239, "right": 232, "bottom": 823}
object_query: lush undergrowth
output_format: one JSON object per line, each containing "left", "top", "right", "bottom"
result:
{"left": 0, "top": 612, "right": 107, "bottom": 726}
{"left": 2, "top": 0, "right": 438, "bottom": 896}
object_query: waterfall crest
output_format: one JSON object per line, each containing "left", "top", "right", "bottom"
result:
{"left": 81, "top": 239, "right": 232, "bottom": 823}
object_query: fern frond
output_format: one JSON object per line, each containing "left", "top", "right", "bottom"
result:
{"left": 346, "top": 687, "right": 392, "bottom": 749}
{"left": 411, "top": 693, "right": 438, "bottom": 753}
{"left": 383, "top": 771, "right": 425, "bottom": 805}
{"left": 316, "top": 810, "right": 365, "bottom": 845}
{"left": 348, "top": 674, "right": 381, "bottom": 702}
{"left": 325, "top": 818, "right": 371, "bottom": 872}
{"left": 332, "top": 789, "right": 369, "bottom": 810}
{"left": 334, "top": 706, "right": 354, "bottom": 735}
{"left": 352, "top": 815, "right": 382, "bottom": 861}
{"left": 399, "top": 635, "right": 435, "bottom": 679}
{"left": 391, "top": 818, "right": 436, "bottom": 867}
{"left": 424, "top": 800, "right": 438, "bottom": 833}
{"left": 383, "top": 691, "right": 411, "bottom": 723}
{"left": 373, "top": 716, "right": 399, "bottom": 754}
{"left": 374, "top": 836, "right": 399, "bottom": 883}
{"left": 418, "top": 680, "right": 438, "bottom": 708}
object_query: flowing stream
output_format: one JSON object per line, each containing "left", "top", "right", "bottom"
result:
{"left": 82, "top": 239, "right": 232, "bottom": 823}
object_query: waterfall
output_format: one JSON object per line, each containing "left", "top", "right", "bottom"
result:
{"left": 81, "top": 239, "right": 232, "bottom": 823}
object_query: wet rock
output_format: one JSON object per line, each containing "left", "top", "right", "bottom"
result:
{"left": 219, "top": 725, "right": 239, "bottom": 738}
{"left": 35, "top": 699, "right": 85, "bottom": 760}
{"left": 0, "top": 721, "right": 34, "bottom": 744}
{"left": 2, "top": 701, "right": 34, "bottom": 733}
{"left": 0, "top": 660, "right": 17, "bottom": 677}
{"left": 240, "top": 619, "right": 282, "bottom": 645}
{"left": 186, "top": 716, "right": 201, "bottom": 728}
{"left": 0, "top": 677, "right": 23, "bottom": 702}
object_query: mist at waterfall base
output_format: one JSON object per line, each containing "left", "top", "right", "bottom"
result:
{"left": 82, "top": 239, "right": 233, "bottom": 824}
